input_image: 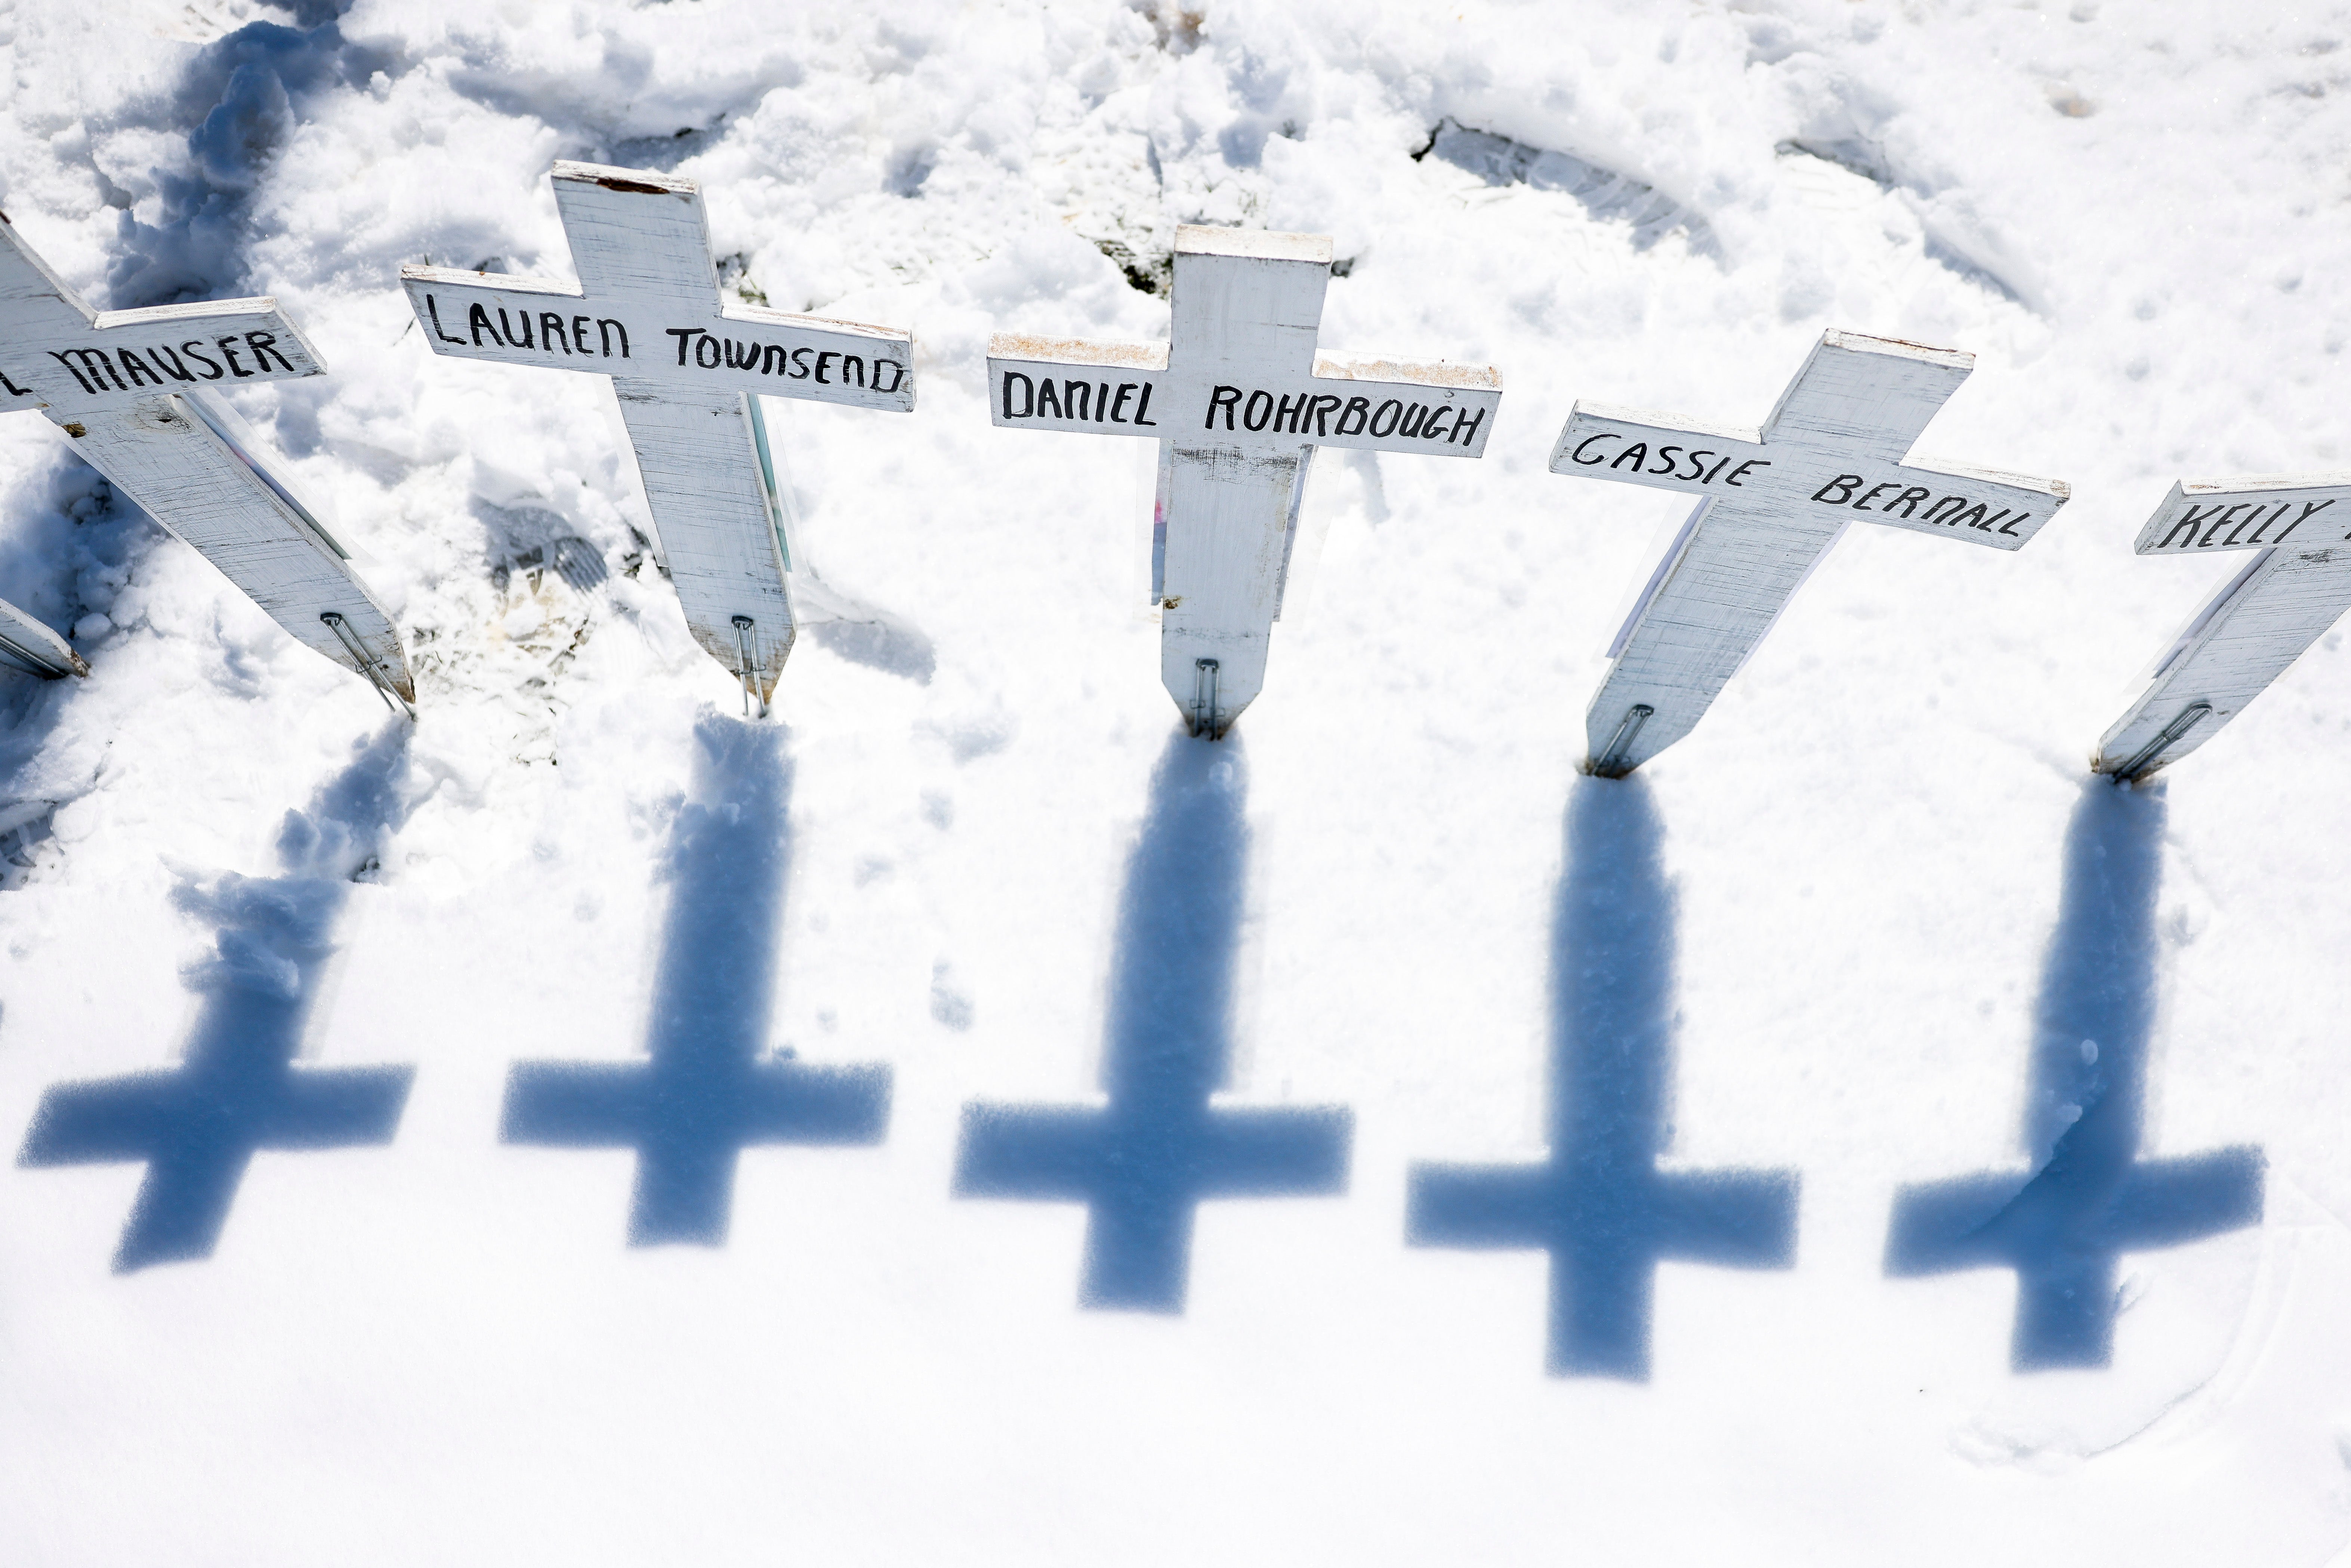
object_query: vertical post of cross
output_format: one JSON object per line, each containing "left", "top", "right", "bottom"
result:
{"left": 1548, "top": 331, "right": 2067, "bottom": 774}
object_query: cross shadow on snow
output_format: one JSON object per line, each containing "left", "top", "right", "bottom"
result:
{"left": 18, "top": 721, "right": 421, "bottom": 1271}
{"left": 1885, "top": 778, "right": 2264, "bottom": 1370}
{"left": 954, "top": 729, "right": 1351, "bottom": 1312}
{"left": 1408, "top": 775, "right": 1798, "bottom": 1379}
{"left": 501, "top": 712, "right": 889, "bottom": 1246}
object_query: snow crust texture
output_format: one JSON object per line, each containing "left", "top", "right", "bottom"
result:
{"left": 4, "top": 3, "right": 2351, "bottom": 1564}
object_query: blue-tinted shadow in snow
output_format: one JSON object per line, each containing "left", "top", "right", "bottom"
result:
{"left": 501, "top": 714, "right": 889, "bottom": 1246}
{"left": 1885, "top": 778, "right": 2263, "bottom": 1369}
{"left": 954, "top": 732, "right": 1351, "bottom": 1312}
{"left": 1408, "top": 775, "right": 1798, "bottom": 1379}
{"left": 18, "top": 723, "right": 420, "bottom": 1271}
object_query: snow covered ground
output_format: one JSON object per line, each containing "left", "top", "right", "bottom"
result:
{"left": 4, "top": 0, "right": 2351, "bottom": 1561}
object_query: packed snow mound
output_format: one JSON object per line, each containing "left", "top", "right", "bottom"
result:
{"left": 5, "top": 3, "right": 2351, "bottom": 1565}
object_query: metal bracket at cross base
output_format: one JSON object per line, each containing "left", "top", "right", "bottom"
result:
{"left": 732, "top": 615, "right": 769, "bottom": 720}
{"left": 1190, "top": 658, "right": 1222, "bottom": 740}
{"left": 320, "top": 612, "right": 414, "bottom": 720}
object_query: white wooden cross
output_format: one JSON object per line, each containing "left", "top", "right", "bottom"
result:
{"left": 401, "top": 161, "right": 914, "bottom": 711}
{"left": 0, "top": 594, "right": 85, "bottom": 680}
{"left": 987, "top": 225, "right": 1501, "bottom": 736}
{"left": 2092, "top": 472, "right": 2351, "bottom": 779}
{"left": 0, "top": 213, "right": 413, "bottom": 710}
{"left": 1551, "top": 331, "right": 2069, "bottom": 774}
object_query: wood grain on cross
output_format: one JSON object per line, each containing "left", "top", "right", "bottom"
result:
{"left": 0, "top": 213, "right": 412, "bottom": 706}
{"left": 2092, "top": 473, "right": 2351, "bottom": 779}
{"left": 987, "top": 225, "right": 1501, "bottom": 736}
{"left": 401, "top": 162, "right": 914, "bottom": 707}
{"left": 1552, "top": 331, "right": 2068, "bottom": 775}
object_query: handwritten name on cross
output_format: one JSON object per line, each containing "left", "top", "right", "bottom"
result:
{"left": 2091, "top": 472, "right": 2351, "bottom": 779}
{"left": 402, "top": 163, "right": 914, "bottom": 709}
{"left": 0, "top": 213, "right": 414, "bottom": 708}
{"left": 1551, "top": 331, "right": 2068, "bottom": 775}
{"left": 987, "top": 225, "right": 1501, "bottom": 736}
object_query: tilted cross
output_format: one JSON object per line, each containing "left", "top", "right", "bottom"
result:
{"left": 987, "top": 225, "right": 1501, "bottom": 736}
{"left": 1551, "top": 331, "right": 2069, "bottom": 774}
{"left": 402, "top": 162, "right": 914, "bottom": 710}
{"left": 0, "top": 213, "right": 413, "bottom": 709}
{"left": 2092, "top": 471, "right": 2351, "bottom": 779}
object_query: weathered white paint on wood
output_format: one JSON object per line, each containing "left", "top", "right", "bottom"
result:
{"left": 2094, "top": 473, "right": 2351, "bottom": 778}
{"left": 987, "top": 225, "right": 1501, "bottom": 735}
{"left": 0, "top": 212, "right": 412, "bottom": 702}
{"left": 400, "top": 162, "right": 916, "bottom": 704}
{"left": 1551, "top": 330, "right": 2068, "bottom": 774}
{"left": 0, "top": 595, "right": 84, "bottom": 679}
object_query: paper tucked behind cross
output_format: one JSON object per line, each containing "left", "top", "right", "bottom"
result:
{"left": 2091, "top": 472, "right": 2351, "bottom": 779}
{"left": 0, "top": 213, "right": 412, "bottom": 707}
{"left": 1552, "top": 331, "right": 2068, "bottom": 775}
{"left": 987, "top": 225, "right": 1501, "bottom": 736}
{"left": 401, "top": 161, "right": 915, "bottom": 709}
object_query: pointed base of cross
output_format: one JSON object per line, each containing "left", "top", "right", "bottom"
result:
{"left": 19, "top": 1057, "right": 413, "bottom": 1272}
{"left": 1887, "top": 1145, "right": 2263, "bottom": 1368}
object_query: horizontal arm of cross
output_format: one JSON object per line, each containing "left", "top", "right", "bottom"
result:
{"left": 401, "top": 266, "right": 914, "bottom": 411}
{"left": 1549, "top": 402, "right": 1770, "bottom": 493}
{"left": 2131, "top": 474, "right": 2351, "bottom": 555}
{"left": 1302, "top": 351, "right": 1500, "bottom": 457}
{"left": 0, "top": 212, "right": 326, "bottom": 412}
{"left": 1553, "top": 401, "right": 2068, "bottom": 552}
{"left": 0, "top": 297, "right": 324, "bottom": 412}
{"left": 987, "top": 335, "right": 1500, "bottom": 456}
{"left": 985, "top": 332, "right": 1171, "bottom": 436}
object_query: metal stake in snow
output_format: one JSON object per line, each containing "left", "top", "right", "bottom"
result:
{"left": 987, "top": 226, "right": 1501, "bottom": 737}
{"left": 401, "top": 162, "right": 915, "bottom": 712}
{"left": 0, "top": 595, "right": 86, "bottom": 680}
{"left": 1553, "top": 331, "right": 2068, "bottom": 775}
{"left": 0, "top": 213, "right": 413, "bottom": 710}
{"left": 2091, "top": 473, "right": 2351, "bottom": 780}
